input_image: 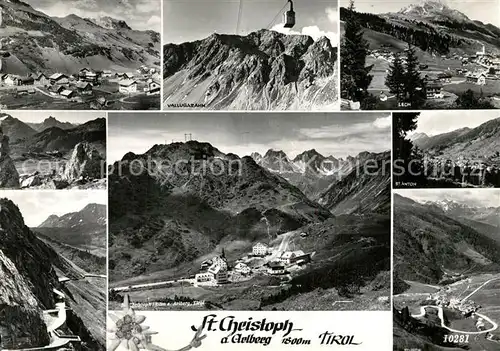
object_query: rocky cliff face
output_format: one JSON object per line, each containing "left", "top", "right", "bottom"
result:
{"left": 0, "top": 198, "right": 59, "bottom": 349}
{"left": 0, "top": 198, "right": 106, "bottom": 350}
{"left": 163, "top": 29, "right": 338, "bottom": 110}
{"left": 62, "top": 142, "right": 105, "bottom": 182}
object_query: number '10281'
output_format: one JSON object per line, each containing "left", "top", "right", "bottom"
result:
{"left": 444, "top": 335, "right": 470, "bottom": 343}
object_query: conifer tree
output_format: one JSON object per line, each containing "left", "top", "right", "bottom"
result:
{"left": 402, "top": 45, "right": 426, "bottom": 109}
{"left": 340, "top": 0, "right": 373, "bottom": 107}
{"left": 385, "top": 53, "right": 405, "bottom": 101}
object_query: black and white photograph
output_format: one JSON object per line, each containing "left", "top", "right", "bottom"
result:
{"left": 393, "top": 189, "right": 500, "bottom": 351}
{"left": 0, "top": 0, "right": 161, "bottom": 110}
{"left": 0, "top": 190, "right": 107, "bottom": 351}
{"left": 393, "top": 111, "right": 500, "bottom": 188}
{"left": 163, "top": 0, "right": 339, "bottom": 111}
{"left": 107, "top": 112, "right": 391, "bottom": 311}
{"left": 341, "top": 0, "right": 500, "bottom": 110}
{"left": 0, "top": 111, "right": 106, "bottom": 190}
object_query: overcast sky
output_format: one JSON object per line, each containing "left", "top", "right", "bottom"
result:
{"left": 26, "top": 0, "right": 161, "bottom": 31}
{"left": 0, "top": 191, "right": 107, "bottom": 227}
{"left": 164, "top": 0, "right": 338, "bottom": 46}
{"left": 342, "top": 0, "right": 499, "bottom": 26}
{"left": 408, "top": 111, "right": 499, "bottom": 136}
{"left": 395, "top": 189, "right": 500, "bottom": 208}
{"left": 108, "top": 112, "right": 391, "bottom": 162}
{"left": 4, "top": 111, "right": 104, "bottom": 124}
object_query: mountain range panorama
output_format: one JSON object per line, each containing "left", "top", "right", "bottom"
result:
{"left": 163, "top": 29, "right": 338, "bottom": 110}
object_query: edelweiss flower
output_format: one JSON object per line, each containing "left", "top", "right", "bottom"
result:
{"left": 108, "top": 295, "right": 155, "bottom": 351}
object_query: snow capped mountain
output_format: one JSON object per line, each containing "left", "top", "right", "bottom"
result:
{"left": 398, "top": 0, "right": 471, "bottom": 23}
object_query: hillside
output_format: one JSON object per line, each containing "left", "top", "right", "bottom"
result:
{"left": 11, "top": 117, "right": 107, "bottom": 157}
{"left": 27, "top": 116, "right": 77, "bottom": 132}
{"left": 318, "top": 151, "right": 391, "bottom": 215}
{"left": 0, "top": 0, "right": 160, "bottom": 74}
{"left": 414, "top": 117, "right": 500, "bottom": 159}
{"left": 37, "top": 203, "right": 107, "bottom": 252}
{"left": 340, "top": 1, "right": 500, "bottom": 55}
{"left": 0, "top": 198, "right": 105, "bottom": 350}
{"left": 0, "top": 113, "right": 37, "bottom": 142}
{"left": 393, "top": 194, "right": 500, "bottom": 284}
{"left": 109, "top": 141, "right": 332, "bottom": 282}
{"left": 163, "top": 29, "right": 338, "bottom": 110}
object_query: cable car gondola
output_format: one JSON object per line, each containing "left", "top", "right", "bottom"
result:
{"left": 283, "top": 0, "right": 295, "bottom": 28}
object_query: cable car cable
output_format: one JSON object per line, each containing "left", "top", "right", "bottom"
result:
{"left": 236, "top": 0, "right": 243, "bottom": 34}
{"left": 266, "top": 2, "right": 289, "bottom": 29}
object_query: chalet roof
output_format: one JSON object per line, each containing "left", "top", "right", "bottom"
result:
{"left": 60, "top": 89, "right": 74, "bottom": 97}
{"left": 119, "top": 79, "right": 137, "bottom": 87}
{"left": 49, "top": 73, "right": 68, "bottom": 80}
{"left": 76, "top": 82, "right": 92, "bottom": 89}
{"left": 253, "top": 242, "right": 268, "bottom": 248}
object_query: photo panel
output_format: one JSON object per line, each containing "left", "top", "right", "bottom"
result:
{"left": 392, "top": 110, "right": 500, "bottom": 189}
{"left": 0, "top": 110, "right": 106, "bottom": 190}
{"left": 0, "top": 0, "right": 161, "bottom": 110}
{"left": 340, "top": 0, "right": 500, "bottom": 110}
{"left": 162, "top": 0, "right": 339, "bottom": 111}
{"left": 107, "top": 111, "right": 391, "bottom": 314}
{"left": 393, "top": 188, "right": 500, "bottom": 351}
{"left": 0, "top": 190, "right": 107, "bottom": 350}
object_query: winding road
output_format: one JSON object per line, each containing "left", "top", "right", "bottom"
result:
{"left": 411, "top": 277, "right": 500, "bottom": 335}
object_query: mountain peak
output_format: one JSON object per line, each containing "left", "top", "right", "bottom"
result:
{"left": 398, "top": 0, "right": 470, "bottom": 22}
{"left": 92, "top": 16, "right": 132, "bottom": 30}
{"left": 264, "top": 149, "right": 288, "bottom": 159}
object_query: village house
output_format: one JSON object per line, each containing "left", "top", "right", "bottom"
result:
{"left": 252, "top": 242, "right": 269, "bottom": 256}
{"left": 147, "top": 80, "right": 160, "bottom": 95}
{"left": 76, "top": 82, "right": 93, "bottom": 95}
{"left": 195, "top": 272, "right": 213, "bottom": 284}
{"left": 117, "top": 72, "right": 135, "bottom": 80}
{"left": 119, "top": 79, "right": 138, "bottom": 94}
{"left": 80, "top": 70, "right": 98, "bottom": 85}
{"left": 79, "top": 67, "right": 92, "bottom": 75}
{"left": 437, "top": 72, "right": 453, "bottom": 83}
{"left": 34, "top": 73, "right": 49, "bottom": 86}
{"left": 234, "top": 262, "right": 251, "bottom": 275}
{"left": 49, "top": 73, "right": 69, "bottom": 85}
{"left": 208, "top": 264, "right": 229, "bottom": 284}
{"left": 18, "top": 76, "right": 34, "bottom": 86}
{"left": 280, "top": 250, "right": 310, "bottom": 265}
{"left": 60, "top": 89, "right": 75, "bottom": 99}
{"left": 102, "top": 70, "right": 113, "bottom": 78}
{"left": 466, "top": 72, "right": 487, "bottom": 85}
{"left": 267, "top": 262, "right": 286, "bottom": 275}
{"left": 4, "top": 74, "right": 18, "bottom": 86}
{"left": 425, "top": 82, "right": 444, "bottom": 99}
{"left": 50, "top": 85, "right": 65, "bottom": 95}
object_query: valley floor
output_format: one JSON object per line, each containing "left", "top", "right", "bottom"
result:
{"left": 394, "top": 273, "right": 500, "bottom": 351}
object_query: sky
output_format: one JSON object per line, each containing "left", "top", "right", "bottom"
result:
{"left": 0, "top": 190, "right": 107, "bottom": 227}
{"left": 342, "top": 0, "right": 499, "bottom": 26}
{"left": 26, "top": 0, "right": 161, "bottom": 31}
{"left": 394, "top": 189, "right": 500, "bottom": 208}
{"left": 408, "top": 111, "right": 499, "bottom": 136}
{"left": 163, "top": 0, "right": 339, "bottom": 46}
{"left": 4, "top": 111, "right": 104, "bottom": 124}
{"left": 108, "top": 112, "right": 391, "bottom": 162}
